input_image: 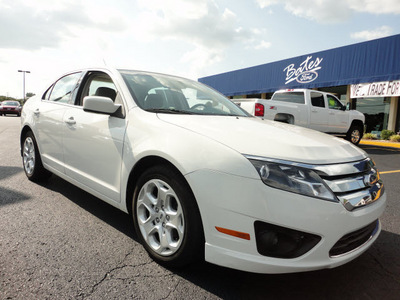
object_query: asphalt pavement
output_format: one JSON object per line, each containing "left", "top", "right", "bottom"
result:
{"left": 1, "top": 116, "right": 399, "bottom": 300}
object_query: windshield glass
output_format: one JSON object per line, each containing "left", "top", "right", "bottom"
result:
{"left": 119, "top": 70, "right": 249, "bottom": 116}
{"left": 2, "top": 101, "right": 19, "bottom": 106}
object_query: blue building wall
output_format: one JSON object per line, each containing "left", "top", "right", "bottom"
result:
{"left": 199, "top": 34, "right": 400, "bottom": 96}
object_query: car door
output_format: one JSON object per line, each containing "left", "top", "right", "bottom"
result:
{"left": 309, "top": 91, "right": 329, "bottom": 132}
{"left": 62, "top": 71, "right": 128, "bottom": 203}
{"left": 327, "top": 95, "right": 349, "bottom": 133}
{"left": 33, "top": 72, "right": 82, "bottom": 173}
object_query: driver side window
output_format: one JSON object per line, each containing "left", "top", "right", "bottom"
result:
{"left": 327, "top": 95, "right": 344, "bottom": 110}
{"left": 77, "top": 72, "right": 125, "bottom": 118}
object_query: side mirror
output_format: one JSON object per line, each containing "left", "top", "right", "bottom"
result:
{"left": 83, "top": 96, "right": 121, "bottom": 115}
{"left": 345, "top": 103, "right": 350, "bottom": 111}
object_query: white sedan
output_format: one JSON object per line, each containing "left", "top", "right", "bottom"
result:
{"left": 20, "top": 68, "right": 386, "bottom": 273}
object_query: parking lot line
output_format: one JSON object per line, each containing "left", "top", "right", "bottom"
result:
{"left": 380, "top": 170, "right": 400, "bottom": 175}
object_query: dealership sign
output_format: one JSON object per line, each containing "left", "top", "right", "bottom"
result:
{"left": 351, "top": 80, "right": 400, "bottom": 98}
{"left": 283, "top": 56, "right": 323, "bottom": 85}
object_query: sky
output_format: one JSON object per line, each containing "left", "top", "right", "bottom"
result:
{"left": 1, "top": 0, "right": 400, "bottom": 99}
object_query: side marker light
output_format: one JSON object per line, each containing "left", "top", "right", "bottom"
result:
{"left": 215, "top": 226, "right": 251, "bottom": 240}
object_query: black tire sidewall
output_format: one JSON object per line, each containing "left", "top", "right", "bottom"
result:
{"left": 22, "top": 131, "right": 50, "bottom": 182}
{"left": 132, "top": 165, "right": 204, "bottom": 267}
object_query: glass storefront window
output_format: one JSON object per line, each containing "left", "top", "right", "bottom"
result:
{"left": 354, "top": 97, "right": 391, "bottom": 133}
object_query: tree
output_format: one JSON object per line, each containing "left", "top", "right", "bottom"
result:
{"left": 0, "top": 95, "right": 17, "bottom": 101}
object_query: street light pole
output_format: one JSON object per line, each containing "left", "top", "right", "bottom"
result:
{"left": 18, "top": 70, "right": 31, "bottom": 103}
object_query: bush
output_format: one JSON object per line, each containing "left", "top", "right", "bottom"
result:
{"left": 390, "top": 134, "right": 400, "bottom": 142}
{"left": 363, "top": 133, "right": 377, "bottom": 140}
{"left": 381, "top": 129, "right": 395, "bottom": 140}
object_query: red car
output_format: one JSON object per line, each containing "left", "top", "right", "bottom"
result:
{"left": 0, "top": 101, "right": 22, "bottom": 116}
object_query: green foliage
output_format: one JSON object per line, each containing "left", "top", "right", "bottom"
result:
{"left": 0, "top": 95, "right": 18, "bottom": 101}
{"left": 389, "top": 134, "right": 400, "bottom": 142}
{"left": 363, "top": 133, "right": 377, "bottom": 140}
{"left": 381, "top": 130, "right": 395, "bottom": 140}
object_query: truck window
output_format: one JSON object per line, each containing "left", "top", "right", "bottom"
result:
{"left": 272, "top": 92, "right": 305, "bottom": 104}
{"left": 327, "top": 95, "right": 344, "bottom": 110}
{"left": 310, "top": 92, "right": 325, "bottom": 108}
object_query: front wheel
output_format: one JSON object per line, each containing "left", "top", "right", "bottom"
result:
{"left": 22, "top": 131, "right": 51, "bottom": 182}
{"left": 346, "top": 125, "right": 363, "bottom": 145}
{"left": 132, "top": 165, "right": 204, "bottom": 268}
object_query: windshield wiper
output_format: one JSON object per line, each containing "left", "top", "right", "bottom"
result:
{"left": 146, "top": 108, "right": 197, "bottom": 115}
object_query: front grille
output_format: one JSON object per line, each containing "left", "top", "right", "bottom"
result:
{"left": 313, "top": 158, "right": 384, "bottom": 211}
{"left": 329, "top": 220, "right": 379, "bottom": 257}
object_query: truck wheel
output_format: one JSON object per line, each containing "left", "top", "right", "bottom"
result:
{"left": 346, "top": 125, "right": 363, "bottom": 145}
{"left": 132, "top": 165, "right": 204, "bottom": 268}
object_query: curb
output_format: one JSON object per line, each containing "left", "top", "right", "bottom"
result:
{"left": 360, "top": 140, "right": 400, "bottom": 149}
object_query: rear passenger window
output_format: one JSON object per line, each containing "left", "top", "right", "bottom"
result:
{"left": 272, "top": 92, "right": 305, "bottom": 104}
{"left": 48, "top": 72, "right": 82, "bottom": 104}
{"left": 311, "top": 92, "right": 325, "bottom": 108}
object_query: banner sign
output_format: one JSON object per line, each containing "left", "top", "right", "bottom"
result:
{"left": 199, "top": 35, "right": 400, "bottom": 96}
{"left": 351, "top": 80, "right": 400, "bottom": 98}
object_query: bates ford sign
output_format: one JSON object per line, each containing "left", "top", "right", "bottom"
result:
{"left": 284, "top": 56, "right": 323, "bottom": 85}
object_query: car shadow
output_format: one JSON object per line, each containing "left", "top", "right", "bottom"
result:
{"left": 39, "top": 174, "right": 400, "bottom": 300}
{"left": 0, "top": 166, "right": 31, "bottom": 206}
{"left": 39, "top": 174, "right": 136, "bottom": 240}
{"left": 0, "top": 166, "right": 24, "bottom": 181}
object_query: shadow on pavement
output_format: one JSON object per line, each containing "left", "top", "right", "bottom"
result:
{"left": 39, "top": 174, "right": 136, "bottom": 240}
{"left": 36, "top": 174, "right": 400, "bottom": 300}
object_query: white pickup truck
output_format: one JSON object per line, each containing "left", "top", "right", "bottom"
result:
{"left": 234, "top": 89, "right": 365, "bottom": 145}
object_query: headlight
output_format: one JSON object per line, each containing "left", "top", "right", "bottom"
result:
{"left": 248, "top": 159, "right": 337, "bottom": 202}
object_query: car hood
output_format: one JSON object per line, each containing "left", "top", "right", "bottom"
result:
{"left": 158, "top": 115, "right": 367, "bottom": 165}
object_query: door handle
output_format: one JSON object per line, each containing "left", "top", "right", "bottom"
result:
{"left": 65, "top": 116, "right": 76, "bottom": 125}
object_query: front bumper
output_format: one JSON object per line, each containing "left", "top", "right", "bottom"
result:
{"left": 0, "top": 108, "right": 21, "bottom": 115}
{"left": 185, "top": 169, "right": 386, "bottom": 274}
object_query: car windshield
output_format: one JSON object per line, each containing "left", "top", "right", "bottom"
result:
{"left": 119, "top": 70, "right": 249, "bottom": 117}
{"left": 2, "top": 101, "right": 19, "bottom": 106}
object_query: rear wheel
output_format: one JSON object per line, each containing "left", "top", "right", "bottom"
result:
{"left": 132, "top": 165, "right": 204, "bottom": 268}
{"left": 22, "top": 131, "right": 51, "bottom": 182}
{"left": 346, "top": 124, "right": 363, "bottom": 145}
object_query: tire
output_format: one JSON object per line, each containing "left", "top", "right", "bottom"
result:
{"left": 346, "top": 124, "right": 363, "bottom": 145}
{"left": 132, "top": 165, "right": 204, "bottom": 268}
{"left": 22, "top": 131, "right": 51, "bottom": 182}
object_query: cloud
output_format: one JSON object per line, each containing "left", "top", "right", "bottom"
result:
{"left": 256, "top": 0, "right": 400, "bottom": 23}
{"left": 136, "top": 0, "right": 252, "bottom": 49}
{"left": 254, "top": 40, "right": 272, "bottom": 50}
{"left": 0, "top": 0, "right": 126, "bottom": 50}
{"left": 350, "top": 26, "right": 393, "bottom": 41}
{"left": 133, "top": 0, "right": 270, "bottom": 75}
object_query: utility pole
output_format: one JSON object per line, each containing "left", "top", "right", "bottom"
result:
{"left": 18, "top": 70, "right": 31, "bottom": 103}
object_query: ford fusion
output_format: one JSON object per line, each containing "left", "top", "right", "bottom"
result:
{"left": 20, "top": 68, "right": 386, "bottom": 273}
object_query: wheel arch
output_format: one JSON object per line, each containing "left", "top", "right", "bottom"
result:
{"left": 274, "top": 113, "right": 295, "bottom": 124}
{"left": 125, "top": 155, "right": 199, "bottom": 217}
{"left": 349, "top": 119, "right": 364, "bottom": 131}
{"left": 20, "top": 125, "right": 33, "bottom": 156}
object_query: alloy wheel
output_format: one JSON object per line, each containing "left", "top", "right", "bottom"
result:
{"left": 136, "top": 179, "right": 185, "bottom": 256}
{"left": 23, "top": 137, "right": 36, "bottom": 175}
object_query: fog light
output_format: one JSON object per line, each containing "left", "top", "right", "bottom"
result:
{"left": 255, "top": 221, "right": 321, "bottom": 258}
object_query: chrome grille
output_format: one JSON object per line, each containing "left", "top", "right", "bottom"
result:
{"left": 315, "top": 158, "right": 384, "bottom": 211}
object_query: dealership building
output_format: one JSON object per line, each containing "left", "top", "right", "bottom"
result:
{"left": 199, "top": 34, "right": 400, "bottom": 135}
